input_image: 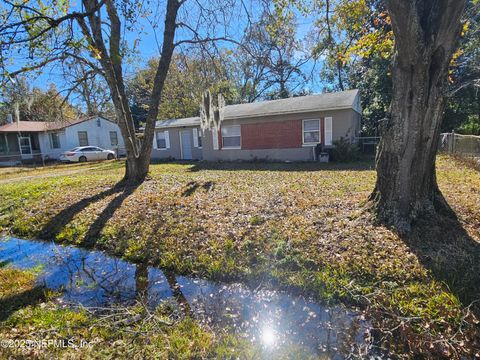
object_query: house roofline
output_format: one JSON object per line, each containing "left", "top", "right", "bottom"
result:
{"left": 222, "top": 104, "right": 361, "bottom": 121}
{"left": 151, "top": 105, "right": 359, "bottom": 130}
{"left": 0, "top": 115, "right": 117, "bottom": 133}
{"left": 151, "top": 123, "right": 200, "bottom": 130}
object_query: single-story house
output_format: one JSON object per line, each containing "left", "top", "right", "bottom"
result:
{"left": 150, "top": 89, "right": 361, "bottom": 162}
{"left": 0, "top": 116, "right": 124, "bottom": 165}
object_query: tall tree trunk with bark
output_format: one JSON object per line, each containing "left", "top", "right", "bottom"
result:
{"left": 78, "top": 0, "right": 182, "bottom": 184}
{"left": 137, "top": 0, "right": 180, "bottom": 182}
{"left": 371, "top": 0, "right": 467, "bottom": 232}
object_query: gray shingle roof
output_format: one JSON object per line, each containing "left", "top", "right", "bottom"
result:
{"left": 154, "top": 117, "right": 200, "bottom": 129}
{"left": 154, "top": 89, "right": 360, "bottom": 129}
{"left": 0, "top": 116, "right": 114, "bottom": 133}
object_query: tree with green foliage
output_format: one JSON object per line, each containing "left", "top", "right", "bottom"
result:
{"left": 235, "top": 3, "right": 310, "bottom": 101}
{"left": 0, "top": 0, "right": 183, "bottom": 182}
{"left": 63, "top": 59, "right": 115, "bottom": 119}
{"left": 0, "top": 79, "right": 78, "bottom": 123}
{"left": 443, "top": 0, "right": 480, "bottom": 134}
{"left": 308, "top": 0, "right": 479, "bottom": 141}
{"left": 128, "top": 53, "right": 239, "bottom": 126}
{"left": 309, "top": 0, "right": 393, "bottom": 134}
{"left": 0, "top": 0, "right": 241, "bottom": 183}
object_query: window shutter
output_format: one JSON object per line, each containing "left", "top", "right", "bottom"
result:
{"left": 325, "top": 117, "right": 333, "bottom": 146}
{"left": 153, "top": 132, "right": 158, "bottom": 149}
{"left": 193, "top": 128, "right": 198, "bottom": 147}
{"left": 164, "top": 130, "right": 170, "bottom": 148}
{"left": 212, "top": 130, "right": 219, "bottom": 150}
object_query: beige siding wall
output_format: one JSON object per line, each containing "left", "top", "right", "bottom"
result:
{"left": 150, "top": 108, "right": 360, "bottom": 162}
{"left": 151, "top": 126, "right": 203, "bottom": 160}
{"left": 202, "top": 109, "right": 358, "bottom": 162}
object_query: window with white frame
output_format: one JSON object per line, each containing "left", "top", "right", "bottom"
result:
{"left": 198, "top": 131, "right": 202, "bottom": 148}
{"left": 49, "top": 132, "right": 60, "bottom": 149}
{"left": 212, "top": 130, "right": 219, "bottom": 150}
{"left": 221, "top": 125, "right": 241, "bottom": 148}
{"left": 193, "top": 128, "right": 202, "bottom": 148}
{"left": 302, "top": 119, "right": 320, "bottom": 144}
{"left": 78, "top": 131, "right": 89, "bottom": 146}
{"left": 324, "top": 117, "right": 333, "bottom": 146}
{"left": 109, "top": 131, "right": 118, "bottom": 146}
{"left": 155, "top": 131, "right": 167, "bottom": 149}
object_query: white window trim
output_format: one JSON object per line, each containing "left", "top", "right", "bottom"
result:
{"left": 154, "top": 130, "right": 170, "bottom": 150}
{"left": 165, "top": 130, "right": 170, "bottom": 149}
{"left": 49, "top": 132, "right": 61, "bottom": 149}
{"left": 192, "top": 128, "right": 202, "bottom": 148}
{"left": 78, "top": 131, "right": 89, "bottom": 146}
{"left": 302, "top": 119, "right": 321, "bottom": 146}
{"left": 193, "top": 128, "right": 198, "bottom": 147}
{"left": 212, "top": 130, "right": 219, "bottom": 150}
{"left": 221, "top": 124, "right": 241, "bottom": 149}
{"left": 324, "top": 117, "right": 333, "bottom": 146}
{"left": 18, "top": 135, "right": 32, "bottom": 155}
{"left": 109, "top": 131, "right": 118, "bottom": 146}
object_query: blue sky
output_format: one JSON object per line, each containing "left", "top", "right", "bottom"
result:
{"left": 4, "top": 0, "right": 326, "bottom": 102}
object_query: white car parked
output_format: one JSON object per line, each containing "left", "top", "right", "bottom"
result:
{"left": 60, "top": 146, "right": 116, "bottom": 162}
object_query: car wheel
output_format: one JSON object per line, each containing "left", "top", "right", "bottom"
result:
{"left": 79, "top": 156, "right": 87, "bottom": 162}
{"left": 107, "top": 153, "right": 114, "bottom": 160}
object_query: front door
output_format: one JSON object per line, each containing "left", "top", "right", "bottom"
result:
{"left": 18, "top": 136, "right": 33, "bottom": 159}
{"left": 180, "top": 131, "right": 192, "bottom": 160}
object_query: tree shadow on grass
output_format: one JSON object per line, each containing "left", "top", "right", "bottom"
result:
{"left": 186, "top": 160, "right": 375, "bottom": 172}
{"left": 0, "top": 286, "right": 46, "bottom": 321}
{"left": 39, "top": 181, "right": 140, "bottom": 248}
{"left": 401, "top": 196, "right": 480, "bottom": 316}
{"left": 181, "top": 181, "right": 215, "bottom": 197}
{"left": 82, "top": 184, "right": 139, "bottom": 248}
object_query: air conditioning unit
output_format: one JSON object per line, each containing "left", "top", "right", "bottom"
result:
{"left": 319, "top": 152, "right": 329, "bottom": 163}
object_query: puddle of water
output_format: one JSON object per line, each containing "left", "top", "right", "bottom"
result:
{"left": 0, "top": 237, "right": 374, "bottom": 358}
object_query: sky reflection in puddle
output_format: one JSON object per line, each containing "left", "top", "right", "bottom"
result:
{"left": 0, "top": 237, "right": 373, "bottom": 358}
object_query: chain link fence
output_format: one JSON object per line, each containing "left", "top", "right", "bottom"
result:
{"left": 439, "top": 132, "right": 480, "bottom": 155}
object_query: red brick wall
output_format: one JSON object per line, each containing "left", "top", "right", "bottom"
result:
{"left": 241, "top": 119, "right": 302, "bottom": 150}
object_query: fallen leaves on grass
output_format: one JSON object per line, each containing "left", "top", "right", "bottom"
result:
{"left": 0, "top": 156, "right": 479, "bottom": 358}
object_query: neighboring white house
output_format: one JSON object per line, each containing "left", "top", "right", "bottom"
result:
{"left": 0, "top": 116, "right": 125, "bottom": 165}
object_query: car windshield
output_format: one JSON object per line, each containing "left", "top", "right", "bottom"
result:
{"left": 68, "top": 148, "right": 80, "bottom": 152}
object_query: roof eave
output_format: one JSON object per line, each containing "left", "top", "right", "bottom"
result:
{"left": 153, "top": 123, "right": 200, "bottom": 129}
{"left": 223, "top": 105, "right": 358, "bottom": 121}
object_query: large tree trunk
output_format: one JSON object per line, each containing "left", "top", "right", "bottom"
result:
{"left": 122, "top": 0, "right": 180, "bottom": 183}
{"left": 78, "top": 0, "right": 181, "bottom": 184}
{"left": 139, "top": 0, "right": 180, "bottom": 176}
{"left": 371, "top": 0, "right": 466, "bottom": 232}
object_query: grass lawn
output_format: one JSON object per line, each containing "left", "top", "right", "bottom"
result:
{"left": 0, "top": 156, "right": 479, "bottom": 358}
